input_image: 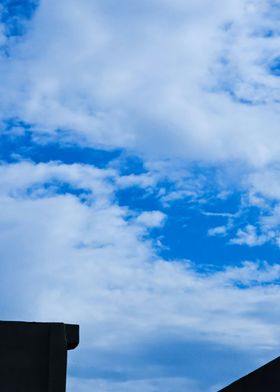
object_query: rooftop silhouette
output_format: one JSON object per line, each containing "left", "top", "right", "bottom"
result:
{"left": 219, "top": 355, "right": 280, "bottom": 391}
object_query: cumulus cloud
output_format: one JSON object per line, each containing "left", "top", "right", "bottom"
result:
{"left": 1, "top": 0, "right": 280, "bottom": 165}
{"left": 2, "top": 1, "right": 280, "bottom": 389}
{"left": 135, "top": 211, "right": 166, "bottom": 228}
{"left": 230, "top": 224, "right": 272, "bottom": 246}
{"left": 1, "top": 161, "right": 280, "bottom": 390}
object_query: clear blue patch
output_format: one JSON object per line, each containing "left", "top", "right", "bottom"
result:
{"left": 114, "top": 154, "right": 147, "bottom": 175}
{"left": 161, "top": 196, "right": 280, "bottom": 266}
{"left": 0, "top": 121, "right": 121, "bottom": 168}
{"left": 116, "top": 186, "right": 162, "bottom": 212}
{"left": 269, "top": 57, "right": 280, "bottom": 76}
{"left": 117, "top": 181, "right": 280, "bottom": 266}
{"left": 2, "top": 120, "right": 280, "bottom": 267}
{"left": 0, "top": 0, "right": 39, "bottom": 38}
{"left": 259, "top": 29, "right": 275, "bottom": 38}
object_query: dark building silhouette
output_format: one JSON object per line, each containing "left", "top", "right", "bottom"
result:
{"left": 219, "top": 356, "right": 280, "bottom": 391}
{"left": 0, "top": 321, "right": 79, "bottom": 392}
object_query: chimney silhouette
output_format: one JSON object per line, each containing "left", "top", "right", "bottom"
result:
{"left": 0, "top": 321, "right": 79, "bottom": 392}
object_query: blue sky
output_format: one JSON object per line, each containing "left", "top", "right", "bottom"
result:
{"left": 1, "top": 1, "right": 280, "bottom": 391}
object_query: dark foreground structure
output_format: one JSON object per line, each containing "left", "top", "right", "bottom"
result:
{"left": 0, "top": 321, "right": 79, "bottom": 392}
{"left": 219, "top": 356, "right": 280, "bottom": 391}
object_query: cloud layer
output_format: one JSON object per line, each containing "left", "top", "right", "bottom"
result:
{"left": 1, "top": 0, "right": 280, "bottom": 165}
{"left": 1, "top": 161, "right": 280, "bottom": 390}
{"left": 1, "top": 1, "right": 280, "bottom": 390}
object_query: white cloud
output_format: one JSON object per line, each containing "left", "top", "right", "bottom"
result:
{"left": 215, "top": 261, "right": 280, "bottom": 285}
{"left": 68, "top": 377, "right": 201, "bottom": 392}
{"left": 1, "top": 0, "right": 280, "bottom": 166}
{"left": 2, "top": 0, "right": 280, "bottom": 388}
{"left": 230, "top": 224, "right": 273, "bottom": 246}
{"left": 208, "top": 225, "right": 228, "bottom": 237}
{"left": 249, "top": 167, "right": 280, "bottom": 201}
{"left": 136, "top": 211, "right": 166, "bottom": 228}
{"left": 229, "top": 167, "right": 280, "bottom": 247}
{"left": 1, "top": 162, "right": 280, "bottom": 384}
{"left": 115, "top": 173, "right": 157, "bottom": 190}
{"left": 0, "top": 159, "right": 280, "bottom": 392}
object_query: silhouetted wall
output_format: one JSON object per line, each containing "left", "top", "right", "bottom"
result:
{"left": 0, "top": 321, "right": 79, "bottom": 392}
